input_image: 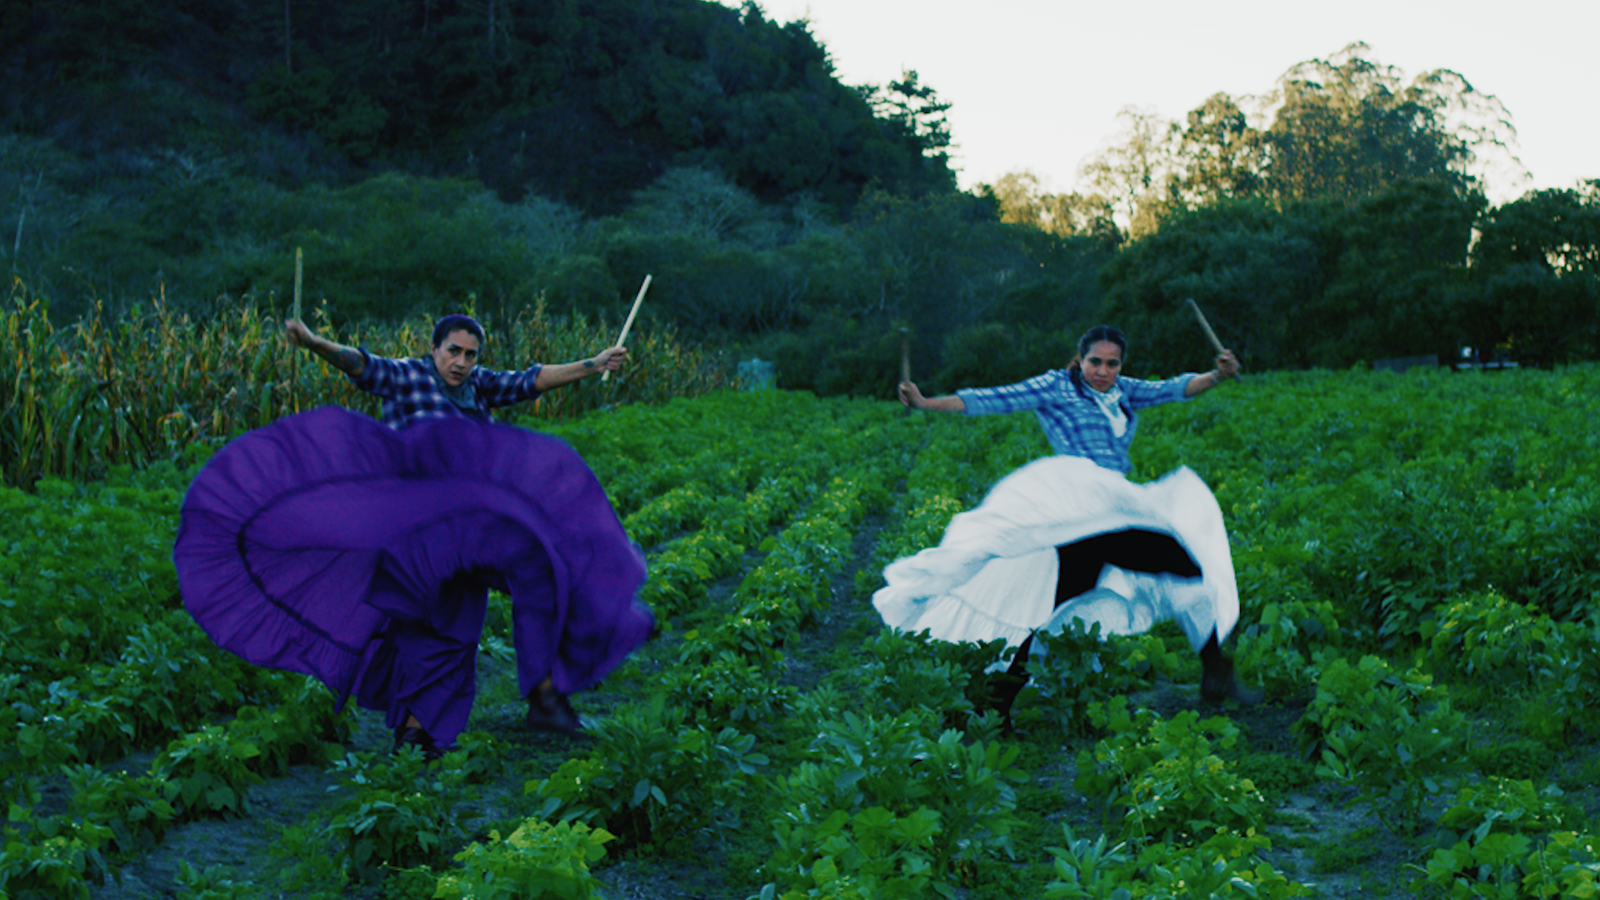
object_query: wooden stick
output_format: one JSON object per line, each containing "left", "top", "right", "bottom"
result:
{"left": 898, "top": 327, "right": 910, "bottom": 384}
{"left": 1185, "top": 298, "right": 1223, "bottom": 353}
{"left": 291, "top": 248, "right": 304, "bottom": 412}
{"left": 602, "top": 274, "right": 651, "bottom": 382}
{"left": 1185, "top": 297, "right": 1242, "bottom": 380}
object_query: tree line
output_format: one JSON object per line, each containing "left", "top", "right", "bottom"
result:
{"left": 3, "top": 0, "right": 952, "bottom": 212}
{"left": 1, "top": 10, "right": 1595, "bottom": 391}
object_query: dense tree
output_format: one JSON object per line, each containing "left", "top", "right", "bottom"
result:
{"left": 860, "top": 69, "right": 956, "bottom": 173}
{"left": 1079, "top": 107, "right": 1184, "bottom": 238}
{"left": 1317, "top": 179, "right": 1486, "bottom": 363}
{"left": 1473, "top": 183, "right": 1600, "bottom": 365}
{"left": 1173, "top": 93, "right": 1263, "bottom": 205}
{"left": 1256, "top": 44, "right": 1513, "bottom": 204}
{"left": 982, "top": 171, "right": 1122, "bottom": 245}
{"left": 1080, "top": 44, "right": 1521, "bottom": 231}
{"left": 1098, "top": 179, "right": 1502, "bottom": 374}
{"left": 1098, "top": 199, "right": 1329, "bottom": 375}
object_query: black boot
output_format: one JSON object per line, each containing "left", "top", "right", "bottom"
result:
{"left": 526, "top": 681, "right": 588, "bottom": 734}
{"left": 1199, "top": 632, "right": 1261, "bottom": 707}
{"left": 393, "top": 722, "right": 443, "bottom": 761}
{"left": 988, "top": 670, "right": 1030, "bottom": 736}
{"left": 987, "top": 636, "right": 1034, "bottom": 736}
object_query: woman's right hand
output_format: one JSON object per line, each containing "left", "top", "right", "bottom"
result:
{"left": 897, "top": 381, "right": 923, "bottom": 409}
{"left": 284, "top": 318, "right": 314, "bottom": 349}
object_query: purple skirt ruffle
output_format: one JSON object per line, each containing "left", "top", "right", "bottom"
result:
{"left": 173, "top": 406, "right": 651, "bottom": 743}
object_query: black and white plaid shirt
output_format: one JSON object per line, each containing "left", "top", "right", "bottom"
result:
{"left": 349, "top": 349, "right": 545, "bottom": 429}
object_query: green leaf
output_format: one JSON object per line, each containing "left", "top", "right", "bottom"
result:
{"left": 834, "top": 767, "right": 867, "bottom": 791}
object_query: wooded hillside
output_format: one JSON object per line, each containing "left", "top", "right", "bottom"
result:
{"left": 2, "top": 4, "right": 1596, "bottom": 387}
{"left": 4, "top": 0, "right": 952, "bottom": 211}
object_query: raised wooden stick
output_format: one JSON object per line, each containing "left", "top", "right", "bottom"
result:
{"left": 291, "top": 247, "right": 304, "bottom": 412}
{"left": 1185, "top": 297, "right": 1242, "bottom": 380}
{"left": 602, "top": 274, "right": 651, "bottom": 382}
{"left": 1185, "top": 298, "right": 1223, "bottom": 353}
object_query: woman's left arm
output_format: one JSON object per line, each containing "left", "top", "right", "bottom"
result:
{"left": 534, "top": 346, "right": 628, "bottom": 391}
{"left": 1183, "top": 349, "right": 1240, "bottom": 397}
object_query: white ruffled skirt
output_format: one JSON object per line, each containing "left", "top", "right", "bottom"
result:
{"left": 872, "top": 455, "right": 1238, "bottom": 656}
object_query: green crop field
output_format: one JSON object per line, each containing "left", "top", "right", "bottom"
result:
{"left": 5, "top": 366, "right": 1600, "bottom": 900}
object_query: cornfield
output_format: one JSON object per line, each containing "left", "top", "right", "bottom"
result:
{"left": 0, "top": 280, "right": 729, "bottom": 488}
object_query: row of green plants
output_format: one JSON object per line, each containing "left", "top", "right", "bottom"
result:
{"left": 510, "top": 391, "right": 1316, "bottom": 898}
{"left": 851, "top": 408, "right": 1311, "bottom": 896}
{"left": 0, "top": 464, "right": 294, "bottom": 783}
{"left": 2, "top": 676, "right": 352, "bottom": 899}
{"left": 248, "top": 393, "right": 922, "bottom": 896}
{"left": 7, "top": 367, "right": 1600, "bottom": 898}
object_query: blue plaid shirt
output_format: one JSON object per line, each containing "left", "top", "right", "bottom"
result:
{"left": 957, "top": 368, "right": 1196, "bottom": 474}
{"left": 349, "top": 349, "right": 545, "bottom": 429}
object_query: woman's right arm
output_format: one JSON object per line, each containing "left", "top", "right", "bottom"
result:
{"left": 286, "top": 319, "right": 365, "bottom": 377}
{"left": 898, "top": 381, "right": 966, "bottom": 412}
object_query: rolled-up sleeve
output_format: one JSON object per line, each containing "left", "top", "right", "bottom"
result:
{"left": 958, "top": 371, "right": 1063, "bottom": 416}
{"left": 1123, "top": 373, "right": 1196, "bottom": 410}
{"left": 475, "top": 364, "right": 544, "bottom": 408}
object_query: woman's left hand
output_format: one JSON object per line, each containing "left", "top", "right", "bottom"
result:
{"left": 593, "top": 346, "right": 628, "bottom": 372}
{"left": 1216, "top": 349, "right": 1240, "bottom": 380}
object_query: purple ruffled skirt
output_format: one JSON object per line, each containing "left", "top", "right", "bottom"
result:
{"left": 173, "top": 407, "right": 652, "bottom": 747}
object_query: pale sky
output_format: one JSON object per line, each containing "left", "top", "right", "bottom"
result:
{"left": 741, "top": 0, "right": 1596, "bottom": 206}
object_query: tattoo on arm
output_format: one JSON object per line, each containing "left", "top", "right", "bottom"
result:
{"left": 334, "top": 347, "right": 364, "bottom": 374}
{"left": 582, "top": 358, "right": 596, "bottom": 369}
{"left": 313, "top": 342, "right": 363, "bottom": 375}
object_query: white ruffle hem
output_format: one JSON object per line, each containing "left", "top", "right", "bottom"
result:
{"left": 872, "top": 456, "right": 1238, "bottom": 656}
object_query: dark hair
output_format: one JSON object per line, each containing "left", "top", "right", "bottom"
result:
{"left": 1068, "top": 325, "right": 1129, "bottom": 403}
{"left": 1076, "top": 325, "right": 1127, "bottom": 361}
{"left": 431, "top": 314, "right": 485, "bottom": 348}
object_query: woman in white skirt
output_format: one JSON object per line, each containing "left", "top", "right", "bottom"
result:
{"left": 886, "top": 325, "right": 1255, "bottom": 726}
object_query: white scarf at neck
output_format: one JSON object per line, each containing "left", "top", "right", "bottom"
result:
{"left": 1088, "top": 382, "right": 1127, "bottom": 437}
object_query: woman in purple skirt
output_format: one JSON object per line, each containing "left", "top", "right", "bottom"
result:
{"left": 173, "top": 315, "right": 653, "bottom": 759}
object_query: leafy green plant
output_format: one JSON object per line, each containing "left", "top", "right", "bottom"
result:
{"left": 528, "top": 697, "right": 768, "bottom": 848}
{"left": 433, "top": 818, "right": 614, "bottom": 900}
{"left": 768, "top": 806, "right": 944, "bottom": 900}
{"left": 1435, "top": 778, "right": 1576, "bottom": 845}
{"left": 435, "top": 730, "right": 506, "bottom": 786}
{"left": 1296, "top": 654, "right": 1467, "bottom": 834}
{"left": 1235, "top": 595, "right": 1342, "bottom": 696}
{"left": 222, "top": 680, "right": 355, "bottom": 776}
{"left": 1428, "top": 592, "right": 1600, "bottom": 740}
{"left": 1517, "top": 831, "right": 1600, "bottom": 900}
{"left": 154, "top": 724, "right": 264, "bottom": 821}
{"left": 63, "top": 764, "right": 178, "bottom": 856}
{"left": 1417, "top": 830, "right": 1600, "bottom": 899}
{"left": 173, "top": 861, "right": 251, "bottom": 900}
{"left": 766, "top": 709, "right": 1025, "bottom": 893}
{"left": 1040, "top": 825, "right": 1133, "bottom": 900}
{"left": 1027, "top": 621, "right": 1161, "bottom": 737}
{"left": 1043, "top": 826, "right": 1306, "bottom": 899}
{"left": 320, "top": 748, "right": 472, "bottom": 881}
{"left": 0, "top": 811, "right": 113, "bottom": 900}
{"left": 1074, "top": 698, "right": 1265, "bottom": 844}
{"left": 1126, "top": 831, "right": 1307, "bottom": 899}
{"left": 850, "top": 628, "right": 979, "bottom": 731}
{"left": 659, "top": 649, "right": 800, "bottom": 731}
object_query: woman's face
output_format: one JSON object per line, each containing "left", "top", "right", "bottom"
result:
{"left": 1081, "top": 340, "right": 1123, "bottom": 392}
{"left": 431, "top": 329, "right": 480, "bottom": 387}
